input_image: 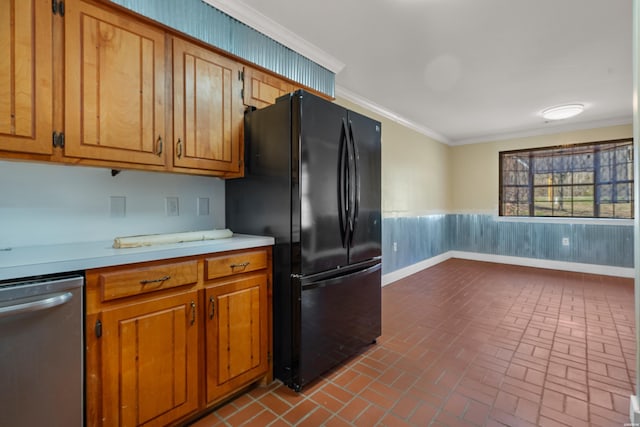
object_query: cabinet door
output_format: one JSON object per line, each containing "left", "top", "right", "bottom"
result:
{"left": 0, "top": 0, "right": 52, "bottom": 154}
{"left": 243, "top": 67, "right": 297, "bottom": 109}
{"left": 65, "top": 0, "right": 166, "bottom": 166}
{"left": 205, "top": 273, "right": 269, "bottom": 404}
{"left": 173, "top": 38, "right": 243, "bottom": 173}
{"left": 100, "top": 291, "right": 199, "bottom": 426}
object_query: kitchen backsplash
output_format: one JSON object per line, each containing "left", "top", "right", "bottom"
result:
{"left": 0, "top": 161, "right": 224, "bottom": 248}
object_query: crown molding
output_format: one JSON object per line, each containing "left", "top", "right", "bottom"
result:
{"left": 450, "top": 116, "right": 633, "bottom": 146}
{"left": 335, "top": 85, "right": 450, "bottom": 144}
{"left": 201, "top": 0, "right": 345, "bottom": 74}
{"left": 334, "top": 86, "right": 631, "bottom": 147}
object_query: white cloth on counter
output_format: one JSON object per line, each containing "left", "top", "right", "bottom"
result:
{"left": 113, "top": 229, "right": 233, "bottom": 248}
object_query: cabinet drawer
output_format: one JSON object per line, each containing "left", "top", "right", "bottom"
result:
{"left": 99, "top": 260, "right": 199, "bottom": 301}
{"left": 206, "top": 250, "right": 267, "bottom": 280}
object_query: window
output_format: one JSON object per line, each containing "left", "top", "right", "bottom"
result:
{"left": 499, "top": 139, "right": 633, "bottom": 218}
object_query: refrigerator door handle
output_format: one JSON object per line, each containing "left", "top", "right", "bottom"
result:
{"left": 347, "top": 121, "right": 360, "bottom": 247}
{"left": 338, "top": 118, "right": 349, "bottom": 248}
{"left": 301, "top": 262, "right": 381, "bottom": 290}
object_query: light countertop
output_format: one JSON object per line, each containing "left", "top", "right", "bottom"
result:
{"left": 0, "top": 234, "right": 275, "bottom": 281}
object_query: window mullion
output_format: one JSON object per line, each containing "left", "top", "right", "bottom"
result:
{"left": 528, "top": 153, "right": 535, "bottom": 216}
{"left": 594, "top": 147, "right": 600, "bottom": 217}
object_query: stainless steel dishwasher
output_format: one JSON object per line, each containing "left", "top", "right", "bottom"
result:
{"left": 0, "top": 274, "right": 84, "bottom": 427}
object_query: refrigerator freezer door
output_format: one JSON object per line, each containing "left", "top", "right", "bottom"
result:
{"left": 294, "top": 262, "right": 382, "bottom": 390}
{"left": 297, "top": 93, "right": 350, "bottom": 275}
{"left": 347, "top": 110, "right": 382, "bottom": 264}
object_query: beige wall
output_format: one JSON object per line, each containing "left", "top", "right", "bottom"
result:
{"left": 449, "top": 124, "right": 633, "bottom": 213}
{"left": 335, "top": 97, "right": 451, "bottom": 216}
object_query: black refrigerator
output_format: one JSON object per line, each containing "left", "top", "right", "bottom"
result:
{"left": 226, "top": 90, "right": 381, "bottom": 391}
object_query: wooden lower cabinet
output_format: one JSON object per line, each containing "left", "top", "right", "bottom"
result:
{"left": 85, "top": 247, "right": 272, "bottom": 426}
{"left": 205, "top": 273, "right": 269, "bottom": 404}
{"left": 100, "top": 292, "right": 200, "bottom": 426}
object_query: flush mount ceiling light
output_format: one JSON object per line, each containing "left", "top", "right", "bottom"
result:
{"left": 541, "top": 104, "right": 585, "bottom": 120}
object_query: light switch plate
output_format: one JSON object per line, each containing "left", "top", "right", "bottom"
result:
{"left": 197, "top": 197, "right": 210, "bottom": 216}
{"left": 166, "top": 197, "right": 179, "bottom": 216}
{"left": 110, "top": 196, "right": 126, "bottom": 218}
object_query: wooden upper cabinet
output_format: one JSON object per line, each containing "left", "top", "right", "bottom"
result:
{"left": 243, "top": 67, "right": 297, "bottom": 109}
{"left": 0, "top": 0, "right": 53, "bottom": 154}
{"left": 172, "top": 38, "right": 244, "bottom": 174}
{"left": 64, "top": 0, "right": 166, "bottom": 166}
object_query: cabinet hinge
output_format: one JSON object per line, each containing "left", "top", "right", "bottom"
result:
{"left": 52, "top": 132, "right": 65, "bottom": 148}
{"left": 52, "top": 0, "right": 65, "bottom": 16}
{"left": 267, "top": 351, "right": 272, "bottom": 362}
{"left": 95, "top": 319, "right": 102, "bottom": 338}
{"left": 240, "top": 88, "right": 244, "bottom": 99}
{"left": 238, "top": 70, "right": 244, "bottom": 81}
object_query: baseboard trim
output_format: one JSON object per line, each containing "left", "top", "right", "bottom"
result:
{"left": 630, "top": 395, "right": 640, "bottom": 426}
{"left": 450, "top": 251, "right": 634, "bottom": 278}
{"left": 382, "top": 251, "right": 634, "bottom": 286}
{"left": 382, "top": 252, "right": 451, "bottom": 286}
{"left": 382, "top": 253, "right": 451, "bottom": 286}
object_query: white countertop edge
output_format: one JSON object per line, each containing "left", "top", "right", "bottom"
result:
{"left": 0, "top": 234, "right": 275, "bottom": 282}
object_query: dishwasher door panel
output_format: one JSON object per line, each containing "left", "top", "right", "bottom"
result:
{"left": 0, "top": 275, "right": 84, "bottom": 427}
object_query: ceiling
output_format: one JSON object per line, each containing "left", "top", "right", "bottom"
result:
{"left": 212, "top": 0, "right": 633, "bottom": 145}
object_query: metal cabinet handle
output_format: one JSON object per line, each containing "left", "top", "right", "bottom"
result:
{"left": 230, "top": 262, "right": 250, "bottom": 269}
{"left": 139, "top": 275, "right": 170, "bottom": 285}
{"left": 0, "top": 292, "right": 72, "bottom": 319}
{"left": 156, "top": 135, "right": 163, "bottom": 156}
{"left": 209, "top": 296, "right": 215, "bottom": 319}
{"left": 176, "top": 138, "right": 182, "bottom": 158}
{"left": 190, "top": 301, "right": 196, "bottom": 325}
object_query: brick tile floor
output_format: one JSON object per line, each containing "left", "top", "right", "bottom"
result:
{"left": 189, "top": 259, "right": 636, "bottom": 426}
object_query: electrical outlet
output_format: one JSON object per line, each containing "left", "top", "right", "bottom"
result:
{"left": 166, "top": 197, "right": 179, "bottom": 216}
{"left": 393, "top": 242, "right": 398, "bottom": 252}
{"left": 110, "top": 196, "right": 126, "bottom": 218}
{"left": 562, "top": 237, "right": 570, "bottom": 246}
{"left": 197, "top": 197, "right": 210, "bottom": 216}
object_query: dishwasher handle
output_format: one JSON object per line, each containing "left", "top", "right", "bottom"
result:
{"left": 0, "top": 292, "right": 73, "bottom": 319}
